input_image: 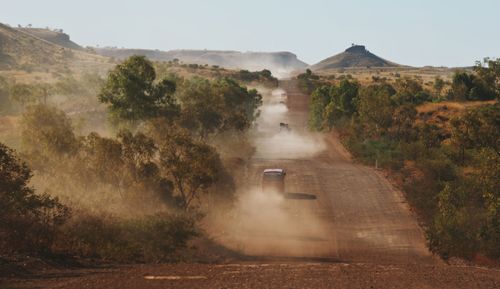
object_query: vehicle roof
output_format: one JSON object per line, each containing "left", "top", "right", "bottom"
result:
{"left": 263, "top": 168, "right": 285, "bottom": 174}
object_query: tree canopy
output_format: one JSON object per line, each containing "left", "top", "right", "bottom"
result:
{"left": 176, "top": 77, "right": 262, "bottom": 139}
{"left": 99, "top": 55, "right": 179, "bottom": 122}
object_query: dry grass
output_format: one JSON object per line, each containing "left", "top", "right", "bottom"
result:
{"left": 417, "top": 100, "right": 496, "bottom": 113}
{"left": 315, "top": 66, "right": 466, "bottom": 86}
{"left": 413, "top": 100, "right": 497, "bottom": 134}
{"left": 0, "top": 116, "right": 20, "bottom": 148}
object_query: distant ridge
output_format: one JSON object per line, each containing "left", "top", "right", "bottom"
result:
{"left": 311, "top": 45, "right": 401, "bottom": 70}
{"left": 93, "top": 47, "right": 308, "bottom": 76}
{"left": 0, "top": 24, "right": 309, "bottom": 76}
{"left": 16, "top": 27, "right": 83, "bottom": 50}
{"left": 0, "top": 23, "right": 108, "bottom": 70}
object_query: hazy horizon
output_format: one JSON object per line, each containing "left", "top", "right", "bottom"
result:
{"left": 2, "top": 0, "right": 499, "bottom": 67}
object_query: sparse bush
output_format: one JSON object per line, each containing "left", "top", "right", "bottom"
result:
{"left": 10, "top": 83, "right": 36, "bottom": 107}
{"left": 21, "top": 104, "right": 78, "bottom": 171}
{"left": 1, "top": 55, "right": 259, "bottom": 264}
{"left": 433, "top": 77, "right": 445, "bottom": 100}
{"left": 473, "top": 149, "right": 500, "bottom": 258}
{"left": 450, "top": 103, "right": 499, "bottom": 164}
{"left": 0, "top": 76, "right": 12, "bottom": 114}
{"left": 427, "top": 183, "right": 478, "bottom": 259}
{"left": 391, "top": 104, "right": 417, "bottom": 142}
{"left": 393, "top": 77, "right": 431, "bottom": 105}
{"left": 297, "top": 69, "right": 323, "bottom": 94}
{"left": 57, "top": 212, "right": 198, "bottom": 262}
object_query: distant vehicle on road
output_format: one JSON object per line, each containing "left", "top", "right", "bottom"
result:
{"left": 262, "top": 168, "right": 286, "bottom": 194}
{"left": 279, "top": 122, "right": 290, "bottom": 132}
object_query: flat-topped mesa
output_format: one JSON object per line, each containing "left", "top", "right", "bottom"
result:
{"left": 16, "top": 27, "right": 83, "bottom": 50}
{"left": 93, "top": 48, "right": 308, "bottom": 74}
{"left": 345, "top": 45, "right": 367, "bottom": 53}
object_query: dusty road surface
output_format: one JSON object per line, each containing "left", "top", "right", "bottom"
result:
{"left": 2, "top": 80, "right": 500, "bottom": 289}
{"left": 210, "top": 80, "right": 433, "bottom": 264}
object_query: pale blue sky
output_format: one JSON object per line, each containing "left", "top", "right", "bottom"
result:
{"left": 1, "top": 0, "right": 499, "bottom": 66}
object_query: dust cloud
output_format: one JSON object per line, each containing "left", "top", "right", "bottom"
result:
{"left": 209, "top": 187, "right": 333, "bottom": 257}
{"left": 207, "top": 87, "right": 335, "bottom": 258}
{"left": 252, "top": 87, "right": 326, "bottom": 159}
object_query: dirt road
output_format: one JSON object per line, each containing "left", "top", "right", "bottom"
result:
{"left": 2, "top": 80, "right": 499, "bottom": 289}
{"left": 212, "top": 80, "right": 432, "bottom": 264}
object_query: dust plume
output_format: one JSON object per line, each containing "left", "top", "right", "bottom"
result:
{"left": 208, "top": 187, "right": 334, "bottom": 258}
{"left": 205, "top": 87, "right": 334, "bottom": 258}
{"left": 253, "top": 88, "right": 326, "bottom": 159}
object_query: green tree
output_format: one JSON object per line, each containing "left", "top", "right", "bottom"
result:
{"left": 0, "top": 142, "right": 69, "bottom": 254}
{"left": 79, "top": 132, "right": 125, "bottom": 193}
{"left": 472, "top": 149, "right": 500, "bottom": 258}
{"left": 158, "top": 127, "right": 222, "bottom": 210}
{"left": 213, "top": 78, "right": 262, "bottom": 131}
{"left": 308, "top": 85, "right": 330, "bottom": 130}
{"left": 99, "top": 55, "right": 179, "bottom": 122}
{"left": 450, "top": 103, "right": 499, "bottom": 163}
{"left": 76, "top": 130, "right": 173, "bottom": 206}
{"left": 260, "top": 69, "right": 273, "bottom": 79}
{"left": 117, "top": 130, "right": 174, "bottom": 204}
{"left": 393, "top": 77, "right": 430, "bottom": 105}
{"left": 449, "top": 71, "right": 496, "bottom": 101}
{"left": 356, "top": 83, "right": 397, "bottom": 134}
{"left": 322, "top": 80, "right": 359, "bottom": 129}
{"left": 177, "top": 77, "right": 262, "bottom": 139}
{"left": 428, "top": 183, "right": 477, "bottom": 259}
{"left": 474, "top": 58, "right": 499, "bottom": 98}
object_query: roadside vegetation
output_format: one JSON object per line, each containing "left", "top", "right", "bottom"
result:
{"left": 297, "top": 69, "right": 325, "bottom": 94}
{"left": 307, "top": 59, "right": 499, "bottom": 260}
{"left": 0, "top": 55, "right": 264, "bottom": 263}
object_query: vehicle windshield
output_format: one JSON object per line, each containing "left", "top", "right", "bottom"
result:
{"left": 263, "top": 173, "right": 284, "bottom": 181}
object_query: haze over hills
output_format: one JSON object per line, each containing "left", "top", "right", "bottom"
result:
{"left": 1, "top": 24, "right": 309, "bottom": 76}
{"left": 311, "top": 45, "right": 401, "bottom": 70}
{"left": 2, "top": 24, "right": 307, "bottom": 75}
{"left": 2, "top": 24, "right": 445, "bottom": 76}
{"left": 93, "top": 47, "right": 308, "bottom": 76}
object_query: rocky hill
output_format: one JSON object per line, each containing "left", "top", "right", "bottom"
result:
{"left": 16, "top": 27, "right": 83, "bottom": 50}
{"left": 311, "top": 45, "right": 401, "bottom": 70}
{"left": 0, "top": 23, "right": 109, "bottom": 71}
